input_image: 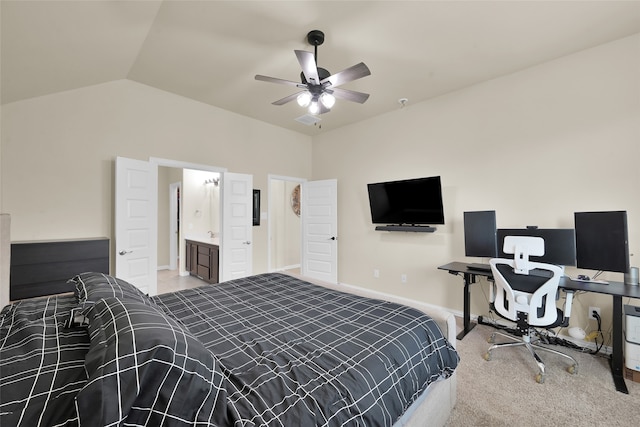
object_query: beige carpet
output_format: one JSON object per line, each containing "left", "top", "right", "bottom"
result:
{"left": 445, "top": 322, "right": 640, "bottom": 426}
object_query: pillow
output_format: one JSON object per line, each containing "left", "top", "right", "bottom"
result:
{"left": 69, "top": 272, "right": 154, "bottom": 307}
{"left": 76, "top": 297, "right": 229, "bottom": 426}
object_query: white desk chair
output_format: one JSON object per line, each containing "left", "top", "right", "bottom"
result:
{"left": 484, "top": 236, "right": 578, "bottom": 384}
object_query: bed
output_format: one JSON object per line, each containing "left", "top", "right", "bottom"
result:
{"left": 0, "top": 272, "right": 458, "bottom": 426}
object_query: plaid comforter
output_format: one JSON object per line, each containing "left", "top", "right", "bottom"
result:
{"left": 1, "top": 272, "right": 458, "bottom": 426}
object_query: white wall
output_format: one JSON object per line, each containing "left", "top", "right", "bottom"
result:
{"left": 1, "top": 79, "right": 313, "bottom": 274}
{"left": 312, "top": 34, "right": 640, "bottom": 333}
{"left": 182, "top": 169, "right": 220, "bottom": 238}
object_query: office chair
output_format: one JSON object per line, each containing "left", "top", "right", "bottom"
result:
{"left": 483, "top": 236, "right": 578, "bottom": 384}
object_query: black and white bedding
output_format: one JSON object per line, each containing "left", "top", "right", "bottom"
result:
{"left": 1, "top": 272, "right": 458, "bottom": 426}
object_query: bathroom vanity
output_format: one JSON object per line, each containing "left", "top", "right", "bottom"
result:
{"left": 185, "top": 238, "right": 219, "bottom": 284}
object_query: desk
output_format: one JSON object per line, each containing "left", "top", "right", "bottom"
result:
{"left": 439, "top": 261, "right": 640, "bottom": 394}
{"left": 438, "top": 262, "right": 493, "bottom": 340}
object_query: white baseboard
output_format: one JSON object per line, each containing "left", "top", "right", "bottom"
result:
{"left": 274, "top": 264, "right": 301, "bottom": 272}
{"left": 336, "top": 280, "right": 457, "bottom": 318}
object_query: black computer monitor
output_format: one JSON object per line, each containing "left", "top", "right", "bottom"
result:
{"left": 464, "top": 211, "right": 497, "bottom": 258}
{"left": 496, "top": 228, "right": 576, "bottom": 266}
{"left": 574, "top": 211, "right": 630, "bottom": 273}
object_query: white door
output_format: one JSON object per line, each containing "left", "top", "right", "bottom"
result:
{"left": 221, "top": 172, "right": 253, "bottom": 281}
{"left": 115, "top": 157, "right": 158, "bottom": 295}
{"left": 301, "top": 179, "right": 338, "bottom": 283}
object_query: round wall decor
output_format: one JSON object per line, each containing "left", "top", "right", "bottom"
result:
{"left": 290, "top": 184, "right": 301, "bottom": 216}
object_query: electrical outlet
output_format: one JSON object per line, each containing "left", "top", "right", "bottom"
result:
{"left": 588, "top": 306, "right": 601, "bottom": 320}
{"left": 373, "top": 269, "right": 379, "bottom": 278}
{"left": 401, "top": 274, "right": 407, "bottom": 283}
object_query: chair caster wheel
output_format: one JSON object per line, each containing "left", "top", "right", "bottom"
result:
{"left": 535, "top": 373, "right": 545, "bottom": 384}
{"left": 488, "top": 334, "right": 496, "bottom": 344}
{"left": 567, "top": 364, "right": 578, "bottom": 375}
{"left": 483, "top": 352, "right": 491, "bottom": 361}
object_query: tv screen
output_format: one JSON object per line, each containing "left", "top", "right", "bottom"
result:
{"left": 464, "top": 211, "right": 497, "bottom": 258}
{"left": 574, "top": 211, "right": 630, "bottom": 273}
{"left": 367, "top": 176, "right": 445, "bottom": 225}
{"left": 497, "top": 228, "right": 576, "bottom": 266}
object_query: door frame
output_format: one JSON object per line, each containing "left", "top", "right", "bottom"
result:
{"left": 267, "top": 174, "right": 306, "bottom": 273}
{"left": 168, "top": 181, "right": 181, "bottom": 271}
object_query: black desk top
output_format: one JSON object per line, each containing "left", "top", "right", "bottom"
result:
{"left": 439, "top": 261, "right": 640, "bottom": 299}
{"left": 559, "top": 277, "right": 640, "bottom": 299}
{"left": 438, "top": 261, "right": 493, "bottom": 277}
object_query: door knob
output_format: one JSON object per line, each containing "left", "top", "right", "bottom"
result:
{"left": 242, "top": 241, "right": 252, "bottom": 245}
{"left": 118, "top": 250, "right": 132, "bottom": 256}
{"left": 329, "top": 236, "right": 336, "bottom": 241}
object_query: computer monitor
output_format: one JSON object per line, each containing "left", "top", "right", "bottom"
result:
{"left": 496, "top": 228, "right": 576, "bottom": 266}
{"left": 464, "top": 211, "right": 497, "bottom": 258}
{"left": 574, "top": 211, "right": 630, "bottom": 273}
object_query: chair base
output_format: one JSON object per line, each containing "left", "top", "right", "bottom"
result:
{"left": 483, "top": 330, "right": 579, "bottom": 384}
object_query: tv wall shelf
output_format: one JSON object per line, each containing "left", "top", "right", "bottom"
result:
{"left": 375, "top": 225, "right": 436, "bottom": 232}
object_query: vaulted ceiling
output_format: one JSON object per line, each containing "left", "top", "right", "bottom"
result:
{"left": 2, "top": 1, "right": 640, "bottom": 136}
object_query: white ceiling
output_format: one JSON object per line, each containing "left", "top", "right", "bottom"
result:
{"left": 2, "top": 1, "right": 640, "bottom": 136}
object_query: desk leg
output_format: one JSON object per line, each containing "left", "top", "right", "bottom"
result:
{"left": 457, "top": 273, "right": 477, "bottom": 340}
{"left": 610, "top": 295, "right": 628, "bottom": 394}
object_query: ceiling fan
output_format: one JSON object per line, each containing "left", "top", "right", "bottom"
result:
{"left": 255, "top": 30, "right": 371, "bottom": 115}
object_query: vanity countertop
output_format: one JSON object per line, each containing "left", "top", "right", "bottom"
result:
{"left": 185, "top": 235, "right": 220, "bottom": 246}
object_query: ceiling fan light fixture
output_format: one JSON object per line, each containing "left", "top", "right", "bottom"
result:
{"left": 297, "top": 91, "right": 312, "bottom": 107}
{"left": 308, "top": 100, "right": 320, "bottom": 115}
{"left": 320, "top": 92, "right": 335, "bottom": 109}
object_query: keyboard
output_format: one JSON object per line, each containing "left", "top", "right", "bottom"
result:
{"left": 569, "top": 276, "right": 609, "bottom": 285}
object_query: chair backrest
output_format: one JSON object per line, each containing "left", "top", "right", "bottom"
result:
{"left": 490, "top": 236, "right": 563, "bottom": 326}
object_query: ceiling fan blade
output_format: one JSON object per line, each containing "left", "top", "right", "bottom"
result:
{"left": 330, "top": 87, "right": 370, "bottom": 104}
{"left": 294, "top": 50, "right": 321, "bottom": 85}
{"left": 321, "top": 62, "right": 371, "bottom": 88}
{"left": 255, "top": 75, "right": 304, "bottom": 88}
{"left": 271, "top": 91, "right": 305, "bottom": 106}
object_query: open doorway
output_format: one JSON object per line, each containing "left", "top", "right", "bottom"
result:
{"left": 155, "top": 160, "right": 225, "bottom": 278}
{"left": 268, "top": 175, "right": 305, "bottom": 273}
{"left": 117, "top": 157, "right": 254, "bottom": 292}
{"left": 157, "top": 167, "right": 183, "bottom": 271}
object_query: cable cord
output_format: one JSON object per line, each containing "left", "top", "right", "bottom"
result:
{"left": 590, "top": 311, "right": 605, "bottom": 355}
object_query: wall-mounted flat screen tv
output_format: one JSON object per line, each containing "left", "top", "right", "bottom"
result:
{"left": 367, "top": 176, "right": 445, "bottom": 225}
